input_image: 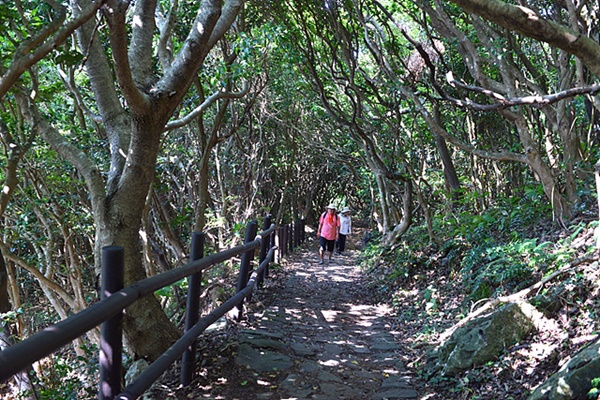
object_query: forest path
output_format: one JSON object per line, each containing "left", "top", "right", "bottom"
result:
{"left": 152, "top": 239, "right": 418, "bottom": 399}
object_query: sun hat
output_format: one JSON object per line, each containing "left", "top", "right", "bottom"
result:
{"left": 327, "top": 204, "right": 337, "bottom": 209}
{"left": 341, "top": 207, "right": 351, "bottom": 213}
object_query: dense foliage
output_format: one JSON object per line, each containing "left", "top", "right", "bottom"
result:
{"left": 1, "top": 0, "right": 600, "bottom": 397}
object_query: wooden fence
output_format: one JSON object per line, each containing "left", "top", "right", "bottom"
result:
{"left": 0, "top": 215, "right": 306, "bottom": 399}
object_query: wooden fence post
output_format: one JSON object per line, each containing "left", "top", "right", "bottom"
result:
{"left": 236, "top": 220, "right": 258, "bottom": 319}
{"left": 281, "top": 225, "right": 287, "bottom": 257}
{"left": 289, "top": 223, "right": 293, "bottom": 252}
{"left": 181, "top": 232, "right": 205, "bottom": 386}
{"left": 258, "top": 215, "right": 271, "bottom": 287}
{"left": 295, "top": 218, "right": 302, "bottom": 247}
{"left": 287, "top": 224, "right": 293, "bottom": 254}
{"left": 269, "top": 223, "right": 276, "bottom": 265}
{"left": 99, "top": 246, "right": 124, "bottom": 400}
{"left": 274, "top": 227, "right": 281, "bottom": 262}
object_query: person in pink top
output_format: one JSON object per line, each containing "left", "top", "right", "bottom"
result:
{"left": 317, "top": 204, "right": 340, "bottom": 265}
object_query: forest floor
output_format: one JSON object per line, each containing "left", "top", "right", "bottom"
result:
{"left": 149, "top": 224, "right": 600, "bottom": 400}
{"left": 389, "top": 224, "right": 600, "bottom": 400}
{"left": 150, "top": 233, "right": 418, "bottom": 399}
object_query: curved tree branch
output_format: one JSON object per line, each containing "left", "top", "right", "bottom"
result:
{"left": 103, "top": 0, "right": 150, "bottom": 112}
{"left": 0, "top": 0, "right": 106, "bottom": 100}
{"left": 445, "top": 73, "right": 600, "bottom": 111}
{"left": 446, "top": 0, "right": 600, "bottom": 78}
{"left": 17, "top": 93, "right": 106, "bottom": 215}
{"left": 165, "top": 83, "right": 250, "bottom": 131}
{"left": 0, "top": 240, "right": 78, "bottom": 310}
{"left": 129, "top": 0, "right": 158, "bottom": 89}
{"left": 401, "top": 86, "right": 529, "bottom": 164}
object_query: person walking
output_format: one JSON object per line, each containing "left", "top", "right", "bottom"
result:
{"left": 336, "top": 207, "right": 352, "bottom": 255}
{"left": 317, "top": 204, "right": 340, "bottom": 265}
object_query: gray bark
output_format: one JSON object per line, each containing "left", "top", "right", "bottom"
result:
{"left": 27, "top": 0, "right": 246, "bottom": 360}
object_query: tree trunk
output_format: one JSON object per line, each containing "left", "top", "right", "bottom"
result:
{"left": 433, "top": 105, "right": 461, "bottom": 205}
{"left": 382, "top": 179, "right": 413, "bottom": 247}
{"left": 96, "top": 204, "right": 181, "bottom": 361}
{"left": 0, "top": 248, "right": 9, "bottom": 316}
{"left": 93, "top": 115, "right": 182, "bottom": 360}
{"left": 373, "top": 172, "right": 391, "bottom": 233}
{"left": 194, "top": 155, "right": 211, "bottom": 233}
{"left": 596, "top": 159, "right": 600, "bottom": 249}
{"left": 512, "top": 117, "right": 569, "bottom": 226}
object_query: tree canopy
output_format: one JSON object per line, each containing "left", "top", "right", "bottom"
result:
{"left": 1, "top": 0, "right": 599, "bottom": 396}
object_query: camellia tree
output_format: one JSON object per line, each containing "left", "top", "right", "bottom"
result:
{"left": 264, "top": 0, "right": 599, "bottom": 245}
{"left": 2, "top": 0, "right": 599, "bottom": 369}
{"left": 439, "top": 0, "right": 600, "bottom": 226}
{"left": 1, "top": 0, "right": 247, "bottom": 361}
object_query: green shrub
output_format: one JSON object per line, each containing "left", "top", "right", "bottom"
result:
{"left": 19, "top": 344, "right": 98, "bottom": 400}
{"left": 460, "top": 238, "right": 556, "bottom": 301}
{"left": 588, "top": 377, "right": 600, "bottom": 399}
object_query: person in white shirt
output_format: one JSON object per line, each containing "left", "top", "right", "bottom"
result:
{"left": 336, "top": 207, "right": 352, "bottom": 255}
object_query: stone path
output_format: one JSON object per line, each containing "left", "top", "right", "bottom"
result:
{"left": 150, "top": 243, "right": 419, "bottom": 399}
{"left": 227, "top": 245, "right": 418, "bottom": 400}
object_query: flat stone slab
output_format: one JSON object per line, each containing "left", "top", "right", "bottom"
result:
{"left": 239, "top": 335, "right": 288, "bottom": 351}
{"left": 372, "top": 388, "right": 418, "bottom": 399}
{"left": 381, "top": 375, "right": 413, "bottom": 389}
{"left": 240, "top": 329, "right": 285, "bottom": 340}
{"left": 197, "top": 249, "right": 418, "bottom": 399}
{"left": 235, "top": 343, "right": 292, "bottom": 372}
{"left": 290, "top": 342, "right": 316, "bottom": 356}
{"left": 371, "top": 339, "right": 400, "bottom": 351}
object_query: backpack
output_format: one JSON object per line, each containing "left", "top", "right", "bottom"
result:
{"left": 320, "top": 212, "right": 338, "bottom": 224}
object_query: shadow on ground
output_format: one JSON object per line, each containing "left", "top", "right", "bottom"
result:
{"left": 149, "top": 241, "right": 418, "bottom": 400}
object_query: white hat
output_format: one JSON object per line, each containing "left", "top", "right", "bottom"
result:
{"left": 341, "top": 207, "right": 351, "bottom": 213}
{"left": 327, "top": 204, "right": 337, "bottom": 209}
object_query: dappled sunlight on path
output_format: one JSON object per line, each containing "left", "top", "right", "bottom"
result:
{"left": 236, "top": 244, "right": 417, "bottom": 399}
{"left": 151, "top": 242, "right": 418, "bottom": 400}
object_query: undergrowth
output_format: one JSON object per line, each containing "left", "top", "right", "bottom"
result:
{"left": 359, "top": 190, "right": 600, "bottom": 399}
{"left": 361, "top": 188, "right": 588, "bottom": 305}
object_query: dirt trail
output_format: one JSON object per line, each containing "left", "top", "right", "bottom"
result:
{"left": 150, "top": 240, "right": 418, "bottom": 399}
